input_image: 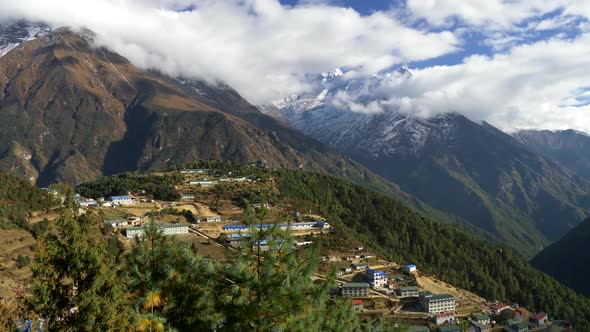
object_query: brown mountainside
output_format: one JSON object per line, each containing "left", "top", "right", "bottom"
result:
{"left": 0, "top": 28, "right": 398, "bottom": 197}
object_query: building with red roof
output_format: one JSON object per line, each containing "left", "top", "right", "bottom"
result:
{"left": 435, "top": 312, "right": 456, "bottom": 325}
{"left": 531, "top": 312, "right": 548, "bottom": 327}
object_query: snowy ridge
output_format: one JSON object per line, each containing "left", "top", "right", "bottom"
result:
{"left": 262, "top": 66, "right": 460, "bottom": 158}
{"left": 0, "top": 22, "right": 50, "bottom": 59}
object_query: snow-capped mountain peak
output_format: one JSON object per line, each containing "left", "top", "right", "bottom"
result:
{"left": 321, "top": 67, "right": 343, "bottom": 79}
{"left": 0, "top": 21, "right": 51, "bottom": 58}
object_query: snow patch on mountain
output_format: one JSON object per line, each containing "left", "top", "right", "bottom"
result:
{"left": 261, "top": 66, "right": 462, "bottom": 158}
{"left": 0, "top": 22, "right": 50, "bottom": 58}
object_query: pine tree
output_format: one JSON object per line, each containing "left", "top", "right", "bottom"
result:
{"left": 26, "top": 210, "right": 131, "bottom": 331}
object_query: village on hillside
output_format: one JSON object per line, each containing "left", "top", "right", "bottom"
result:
{"left": 62, "top": 167, "right": 571, "bottom": 332}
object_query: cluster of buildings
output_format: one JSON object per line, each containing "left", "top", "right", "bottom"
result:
{"left": 223, "top": 221, "right": 331, "bottom": 232}
{"left": 74, "top": 194, "right": 138, "bottom": 208}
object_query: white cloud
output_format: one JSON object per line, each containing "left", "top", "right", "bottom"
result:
{"left": 339, "top": 32, "right": 590, "bottom": 133}
{"left": 406, "top": 0, "right": 566, "bottom": 29}
{"left": 0, "top": 0, "right": 459, "bottom": 104}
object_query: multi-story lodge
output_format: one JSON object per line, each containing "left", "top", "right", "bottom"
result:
{"left": 365, "top": 268, "right": 388, "bottom": 289}
{"left": 341, "top": 283, "right": 370, "bottom": 297}
{"left": 420, "top": 292, "right": 455, "bottom": 314}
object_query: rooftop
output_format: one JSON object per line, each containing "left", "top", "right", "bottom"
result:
{"left": 400, "top": 286, "right": 419, "bottom": 291}
{"left": 436, "top": 312, "right": 455, "bottom": 318}
{"left": 533, "top": 312, "right": 547, "bottom": 320}
{"left": 110, "top": 195, "right": 131, "bottom": 200}
{"left": 474, "top": 314, "right": 490, "bottom": 321}
{"left": 342, "top": 282, "right": 370, "bottom": 288}
{"left": 428, "top": 294, "right": 454, "bottom": 301}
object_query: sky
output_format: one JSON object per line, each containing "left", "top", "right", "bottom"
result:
{"left": 1, "top": 0, "right": 590, "bottom": 133}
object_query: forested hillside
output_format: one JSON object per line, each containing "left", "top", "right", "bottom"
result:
{"left": 0, "top": 171, "right": 55, "bottom": 224}
{"left": 531, "top": 218, "right": 590, "bottom": 298}
{"left": 277, "top": 170, "right": 590, "bottom": 329}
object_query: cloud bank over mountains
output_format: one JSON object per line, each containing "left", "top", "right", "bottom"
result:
{"left": 1, "top": 0, "right": 590, "bottom": 133}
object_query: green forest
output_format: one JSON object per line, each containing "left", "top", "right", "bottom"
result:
{"left": 277, "top": 170, "right": 590, "bottom": 329}
{"left": 0, "top": 171, "right": 56, "bottom": 226}
{"left": 532, "top": 218, "right": 590, "bottom": 298}
{"left": 75, "top": 172, "right": 184, "bottom": 201}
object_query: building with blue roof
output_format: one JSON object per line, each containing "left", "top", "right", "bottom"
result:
{"left": 109, "top": 195, "right": 133, "bottom": 205}
{"left": 365, "top": 268, "right": 388, "bottom": 288}
{"left": 405, "top": 264, "right": 417, "bottom": 272}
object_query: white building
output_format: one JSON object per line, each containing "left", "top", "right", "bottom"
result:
{"left": 161, "top": 224, "right": 189, "bottom": 235}
{"left": 341, "top": 283, "right": 370, "bottom": 297}
{"left": 206, "top": 216, "right": 223, "bottom": 222}
{"left": 398, "top": 286, "right": 419, "bottom": 298}
{"left": 125, "top": 223, "right": 189, "bottom": 239}
{"left": 109, "top": 195, "right": 133, "bottom": 205}
{"left": 125, "top": 226, "right": 144, "bottom": 238}
{"left": 104, "top": 219, "right": 130, "bottom": 228}
{"left": 435, "top": 312, "right": 455, "bottom": 325}
{"left": 405, "top": 264, "right": 417, "bottom": 273}
{"left": 420, "top": 292, "right": 455, "bottom": 314}
{"left": 365, "top": 268, "right": 388, "bottom": 289}
{"left": 190, "top": 179, "right": 216, "bottom": 187}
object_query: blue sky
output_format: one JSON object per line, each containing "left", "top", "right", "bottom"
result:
{"left": 279, "top": 0, "right": 396, "bottom": 15}
{"left": 282, "top": 0, "right": 587, "bottom": 69}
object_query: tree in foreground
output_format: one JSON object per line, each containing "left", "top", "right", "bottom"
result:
{"left": 26, "top": 210, "right": 131, "bottom": 331}
{"left": 125, "top": 207, "right": 361, "bottom": 331}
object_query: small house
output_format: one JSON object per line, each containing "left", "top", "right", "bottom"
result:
{"left": 405, "top": 264, "right": 417, "bottom": 273}
{"left": 472, "top": 314, "right": 491, "bottom": 326}
{"left": 352, "top": 263, "right": 368, "bottom": 270}
{"left": 435, "top": 312, "right": 455, "bottom": 325}
{"left": 490, "top": 303, "right": 510, "bottom": 314}
{"left": 206, "top": 216, "right": 223, "bottom": 222}
{"left": 439, "top": 326, "right": 461, "bottom": 332}
{"left": 352, "top": 299, "right": 363, "bottom": 311}
{"left": 181, "top": 194, "right": 195, "bottom": 200}
{"left": 531, "top": 312, "right": 548, "bottom": 327}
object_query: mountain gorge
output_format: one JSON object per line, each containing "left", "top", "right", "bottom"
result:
{"left": 0, "top": 23, "right": 401, "bottom": 198}
{"left": 264, "top": 69, "right": 590, "bottom": 257}
{"left": 514, "top": 129, "right": 590, "bottom": 181}
{"left": 531, "top": 217, "right": 590, "bottom": 298}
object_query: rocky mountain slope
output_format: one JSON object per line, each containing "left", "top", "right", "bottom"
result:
{"left": 514, "top": 129, "right": 590, "bottom": 180}
{"left": 0, "top": 23, "right": 400, "bottom": 198}
{"left": 531, "top": 218, "right": 590, "bottom": 298}
{"left": 264, "top": 68, "right": 590, "bottom": 257}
